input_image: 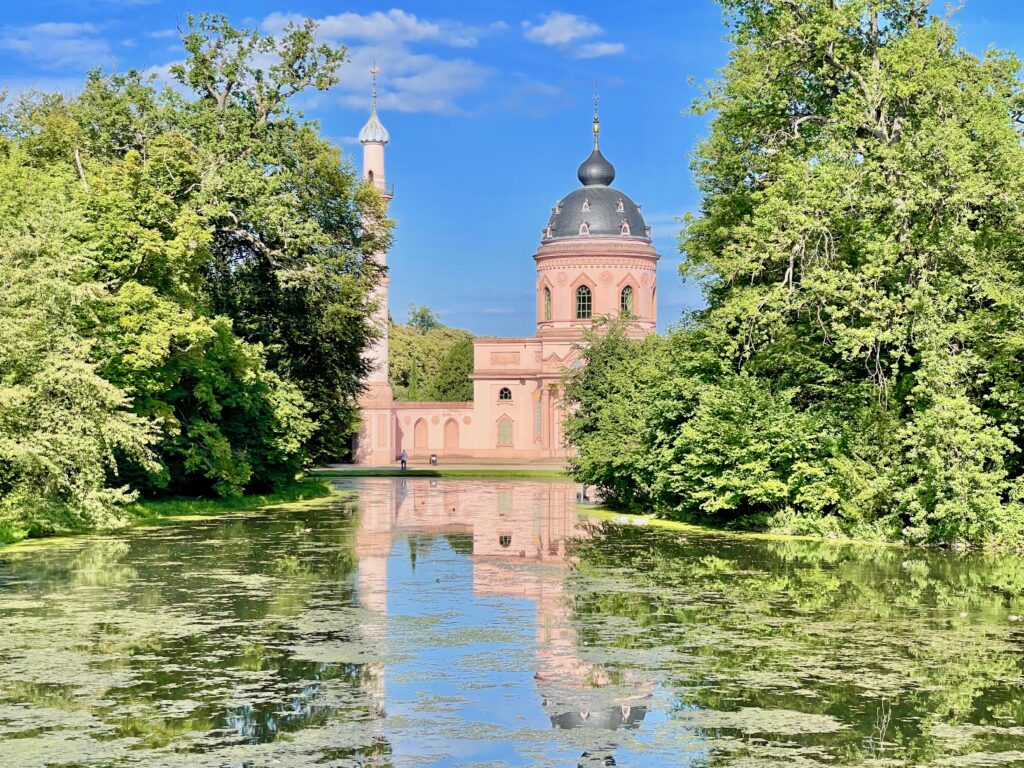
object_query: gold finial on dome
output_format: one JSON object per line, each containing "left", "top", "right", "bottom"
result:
{"left": 593, "top": 82, "right": 600, "bottom": 149}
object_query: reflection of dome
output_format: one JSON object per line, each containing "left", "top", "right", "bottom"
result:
{"left": 549, "top": 704, "right": 647, "bottom": 731}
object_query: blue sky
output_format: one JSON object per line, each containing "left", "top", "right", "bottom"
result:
{"left": 2, "top": 1, "right": 1023, "bottom": 335}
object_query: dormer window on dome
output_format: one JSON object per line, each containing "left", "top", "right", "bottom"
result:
{"left": 616, "top": 198, "right": 625, "bottom": 213}
{"left": 620, "top": 220, "right": 630, "bottom": 236}
{"left": 579, "top": 221, "right": 590, "bottom": 236}
{"left": 581, "top": 198, "right": 590, "bottom": 212}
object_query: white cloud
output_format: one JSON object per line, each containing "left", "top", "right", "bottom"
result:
{"left": 0, "top": 22, "right": 113, "bottom": 70}
{"left": 262, "top": 9, "right": 502, "bottom": 115}
{"left": 263, "top": 9, "right": 500, "bottom": 49}
{"left": 522, "top": 12, "right": 625, "bottom": 59}
{"left": 576, "top": 42, "right": 627, "bottom": 59}
{"left": 523, "top": 12, "right": 601, "bottom": 46}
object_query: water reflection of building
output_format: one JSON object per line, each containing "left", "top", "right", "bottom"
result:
{"left": 349, "top": 478, "right": 653, "bottom": 762}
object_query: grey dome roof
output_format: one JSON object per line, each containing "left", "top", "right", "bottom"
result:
{"left": 544, "top": 187, "right": 649, "bottom": 241}
{"left": 544, "top": 143, "right": 649, "bottom": 242}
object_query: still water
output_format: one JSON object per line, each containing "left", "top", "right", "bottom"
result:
{"left": 1, "top": 478, "right": 1023, "bottom": 767}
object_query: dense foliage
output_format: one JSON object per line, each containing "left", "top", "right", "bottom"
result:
{"left": 565, "top": 0, "right": 1024, "bottom": 547}
{"left": 389, "top": 306, "right": 474, "bottom": 402}
{"left": 0, "top": 14, "right": 390, "bottom": 542}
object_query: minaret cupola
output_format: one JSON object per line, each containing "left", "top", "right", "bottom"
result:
{"left": 360, "top": 64, "right": 390, "bottom": 197}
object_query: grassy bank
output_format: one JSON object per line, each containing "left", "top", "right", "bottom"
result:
{"left": 578, "top": 505, "right": 896, "bottom": 548}
{"left": 1, "top": 480, "right": 338, "bottom": 552}
{"left": 127, "top": 479, "right": 336, "bottom": 524}
{"left": 312, "top": 469, "right": 568, "bottom": 480}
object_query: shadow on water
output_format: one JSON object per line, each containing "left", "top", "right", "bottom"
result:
{"left": 0, "top": 477, "right": 1022, "bottom": 766}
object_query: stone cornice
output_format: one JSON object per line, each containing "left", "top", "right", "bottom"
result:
{"left": 534, "top": 238, "right": 659, "bottom": 263}
{"left": 535, "top": 256, "right": 658, "bottom": 271}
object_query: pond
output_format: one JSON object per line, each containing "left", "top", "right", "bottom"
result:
{"left": 1, "top": 478, "right": 1023, "bottom": 767}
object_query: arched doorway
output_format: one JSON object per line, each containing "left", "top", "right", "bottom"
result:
{"left": 444, "top": 419, "right": 459, "bottom": 453}
{"left": 413, "top": 418, "right": 428, "bottom": 457}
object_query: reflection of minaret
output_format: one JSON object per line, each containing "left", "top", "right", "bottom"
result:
{"left": 350, "top": 478, "right": 653, "bottom": 762}
{"left": 354, "top": 480, "right": 397, "bottom": 714}
{"left": 355, "top": 64, "right": 397, "bottom": 464}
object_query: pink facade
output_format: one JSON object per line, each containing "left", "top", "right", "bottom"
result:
{"left": 354, "top": 91, "right": 659, "bottom": 464}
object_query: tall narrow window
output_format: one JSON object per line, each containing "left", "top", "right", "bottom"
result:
{"left": 543, "top": 288, "right": 551, "bottom": 321}
{"left": 620, "top": 285, "right": 634, "bottom": 317}
{"left": 497, "top": 417, "right": 513, "bottom": 447}
{"left": 576, "top": 285, "right": 592, "bottom": 320}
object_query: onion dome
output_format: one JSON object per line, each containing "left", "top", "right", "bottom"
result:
{"left": 359, "top": 111, "right": 389, "bottom": 144}
{"left": 577, "top": 148, "right": 615, "bottom": 186}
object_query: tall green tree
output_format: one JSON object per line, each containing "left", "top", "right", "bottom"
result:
{"left": 567, "top": 0, "right": 1024, "bottom": 547}
{"left": 171, "top": 13, "right": 391, "bottom": 463}
{"left": 0, "top": 149, "right": 156, "bottom": 542}
{"left": 0, "top": 12, "right": 391, "bottom": 534}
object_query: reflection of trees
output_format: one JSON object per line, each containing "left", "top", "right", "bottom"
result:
{"left": 568, "top": 524, "right": 1024, "bottom": 765}
{"left": 0, "top": 499, "right": 392, "bottom": 764}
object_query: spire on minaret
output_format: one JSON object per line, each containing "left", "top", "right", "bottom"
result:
{"left": 593, "top": 81, "right": 600, "bottom": 150}
{"left": 359, "top": 60, "right": 390, "bottom": 145}
{"left": 371, "top": 59, "right": 379, "bottom": 110}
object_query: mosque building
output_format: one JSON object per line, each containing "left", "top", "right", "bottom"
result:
{"left": 354, "top": 75, "right": 660, "bottom": 464}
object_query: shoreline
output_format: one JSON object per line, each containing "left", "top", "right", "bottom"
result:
{"left": 578, "top": 504, "right": 901, "bottom": 549}
{"left": 0, "top": 480, "right": 340, "bottom": 554}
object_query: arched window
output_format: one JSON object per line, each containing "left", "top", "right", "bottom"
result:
{"left": 497, "top": 417, "right": 513, "bottom": 446}
{"left": 543, "top": 288, "right": 551, "bottom": 321}
{"left": 620, "top": 220, "right": 631, "bottom": 236}
{"left": 499, "top": 534, "right": 512, "bottom": 548}
{"left": 576, "top": 285, "right": 592, "bottom": 320}
{"left": 499, "top": 387, "right": 512, "bottom": 401}
{"left": 581, "top": 198, "right": 590, "bottom": 212}
{"left": 620, "top": 285, "right": 634, "bottom": 317}
{"left": 579, "top": 221, "right": 590, "bottom": 236}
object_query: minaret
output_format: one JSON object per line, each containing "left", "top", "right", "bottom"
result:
{"left": 360, "top": 63, "right": 392, "bottom": 393}
{"left": 355, "top": 65, "right": 396, "bottom": 464}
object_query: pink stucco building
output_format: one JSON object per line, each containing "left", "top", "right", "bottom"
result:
{"left": 354, "top": 81, "right": 660, "bottom": 464}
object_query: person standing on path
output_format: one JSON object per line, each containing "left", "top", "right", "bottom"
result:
{"left": 400, "top": 449, "right": 408, "bottom": 471}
